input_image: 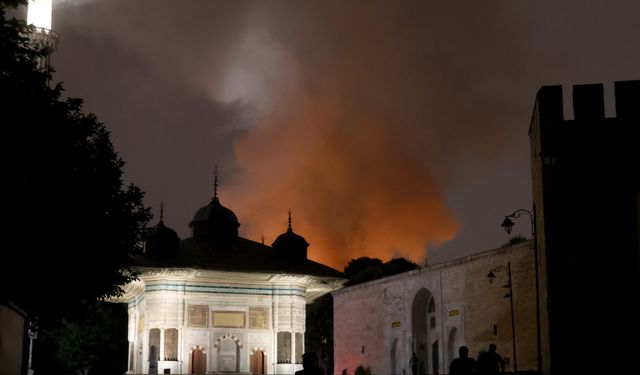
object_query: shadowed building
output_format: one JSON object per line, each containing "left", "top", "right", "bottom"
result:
{"left": 114, "top": 178, "right": 346, "bottom": 374}
{"left": 0, "top": 301, "right": 28, "bottom": 375}
{"left": 530, "top": 80, "right": 640, "bottom": 374}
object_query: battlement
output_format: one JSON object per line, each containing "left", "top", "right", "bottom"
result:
{"left": 535, "top": 80, "right": 639, "bottom": 123}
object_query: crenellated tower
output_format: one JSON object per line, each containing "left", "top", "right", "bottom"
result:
{"left": 530, "top": 80, "right": 639, "bottom": 374}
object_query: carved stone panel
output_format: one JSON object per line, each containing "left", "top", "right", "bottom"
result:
{"left": 188, "top": 305, "right": 209, "bottom": 328}
{"left": 212, "top": 311, "right": 246, "bottom": 328}
{"left": 164, "top": 328, "right": 178, "bottom": 361}
{"left": 137, "top": 315, "right": 145, "bottom": 333}
{"left": 249, "top": 307, "right": 269, "bottom": 329}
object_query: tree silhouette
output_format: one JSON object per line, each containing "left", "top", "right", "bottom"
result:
{"left": 305, "top": 293, "right": 334, "bottom": 374}
{"left": 46, "top": 301, "right": 128, "bottom": 375}
{"left": 1, "top": 0, "right": 150, "bottom": 371}
{"left": 344, "top": 256, "right": 420, "bottom": 286}
{"left": 502, "top": 235, "right": 529, "bottom": 247}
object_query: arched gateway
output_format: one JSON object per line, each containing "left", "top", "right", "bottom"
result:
{"left": 412, "top": 288, "right": 439, "bottom": 375}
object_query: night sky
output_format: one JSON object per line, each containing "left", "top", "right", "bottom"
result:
{"left": 17, "top": 0, "right": 640, "bottom": 269}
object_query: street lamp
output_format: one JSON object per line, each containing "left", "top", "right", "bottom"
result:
{"left": 487, "top": 262, "right": 517, "bottom": 374}
{"left": 501, "top": 208, "right": 542, "bottom": 374}
{"left": 501, "top": 209, "right": 533, "bottom": 236}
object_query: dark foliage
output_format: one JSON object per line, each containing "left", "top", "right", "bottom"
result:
{"left": 383, "top": 257, "right": 421, "bottom": 276}
{"left": 343, "top": 257, "right": 384, "bottom": 278}
{"left": 2, "top": 0, "right": 150, "bottom": 313}
{"left": 41, "top": 301, "right": 129, "bottom": 375}
{"left": 502, "top": 235, "right": 529, "bottom": 247}
{"left": 305, "top": 293, "right": 334, "bottom": 374}
{"left": 343, "top": 256, "right": 420, "bottom": 286}
{"left": 1, "top": 1, "right": 150, "bottom": 372}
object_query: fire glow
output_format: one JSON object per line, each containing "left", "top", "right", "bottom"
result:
{"left": 226, "top": 88, "right": 459, "bottom": 269}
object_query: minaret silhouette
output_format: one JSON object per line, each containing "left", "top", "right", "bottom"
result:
{"left": 26, "top": 0, "right": 58, "bottom": 74}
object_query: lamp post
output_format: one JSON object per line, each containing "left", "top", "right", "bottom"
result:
{"left": 500, "top": 209, "right": 533, "bottom": 237}
{"left": 501, "top": 208, "right": 542, "bottom": 375}
{"left": 27, "top": 317, "right": 38, "bottom": 375}
{"left": 487, "top": 262, "right": 517, "bottom": 374}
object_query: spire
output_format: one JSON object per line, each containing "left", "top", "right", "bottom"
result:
{"left": 144, "top": 200, "right": 180, "bottom": 256}
{"left": 272, "top": 208, "right": 309, "bottom": 260}
{"left": 190, "top": 165, "right": 240, "bottom": 240}
{"left": 213, "top": 165, "right": 219, "bottom": 201}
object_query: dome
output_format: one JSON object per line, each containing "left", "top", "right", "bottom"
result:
{"left": 189, "top": 197, "right": 239, "bottom": 241}
{"left": 272, "top": 228, "right": 309, "bottom": 250}
{"left": 143, "top": 220, "right": 180, "bottom": 256}
{"left": 272, "top": 212, "right": 308, "bottom": 260}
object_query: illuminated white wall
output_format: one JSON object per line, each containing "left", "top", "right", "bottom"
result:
{"left": 123, "top": 271, "right": 316, "bottom": 374}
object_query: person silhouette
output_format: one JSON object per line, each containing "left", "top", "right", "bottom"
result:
{"left": 449, "top": 346, "right": 477, "bottom": 375}
{"left": 295, "top": 351, "right": 324, "bottom": 375}
{"left": 477, "top": 343, "right": 505, "bottom": 375}
{"left": 409, "top": 352, "right": 418, "bottom": 375}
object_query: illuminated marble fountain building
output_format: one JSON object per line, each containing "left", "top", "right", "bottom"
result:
{"left": 116, "top": 184, "right": 346, "bottom": 374}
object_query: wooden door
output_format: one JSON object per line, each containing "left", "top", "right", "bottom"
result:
{"left": 251, "top": 350, "right": 266, "bottom": 374}
{"left": 191, "top": 346, "right": 206, "bottom": 374}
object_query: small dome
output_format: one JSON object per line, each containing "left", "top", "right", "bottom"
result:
{"left": 272, "top": 211, "right": 308, "bottom": 260}
{"left": 272, "top": 228, "right": 309, "bottom": 250}
{"left": 189, "top": 197, "right": 239, "bottom": 241}
{"left": 143, "top": 220, "right": 180, "bottom": 256}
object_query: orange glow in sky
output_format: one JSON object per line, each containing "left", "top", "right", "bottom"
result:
{"left": 226, "top": 87, "right": 459, "bottom": 270}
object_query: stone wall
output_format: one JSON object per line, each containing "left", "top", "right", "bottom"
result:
{"left": 334, "top": 280, "right": 386, "bottom": 375}
{"left": 333, "top": 242, "right": 536, "bottom": 375}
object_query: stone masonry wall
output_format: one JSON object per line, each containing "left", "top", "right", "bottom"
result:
{"left": 334, "top": 281, "right": 386, "bottom": 375}
{"left": 333, "top": 242, "right": 536, "bottom": 375}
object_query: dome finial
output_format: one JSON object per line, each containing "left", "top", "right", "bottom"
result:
{"left": 272, "top": 208, "right": 309, "bottom": 259}
{"left": 159, "top": 201, "right": 165, "bottom": 223}
{"left": 213, "top": 165, "right": 219, "bottom": 200}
